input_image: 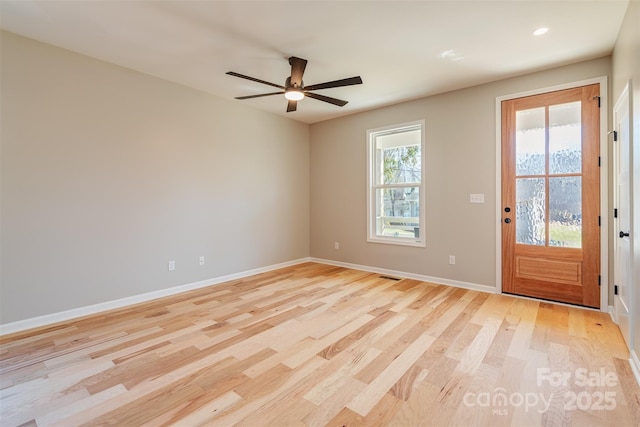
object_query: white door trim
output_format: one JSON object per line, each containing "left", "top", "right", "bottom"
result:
{"left": 495, "top": 76, "right": 609, "bottom": 311}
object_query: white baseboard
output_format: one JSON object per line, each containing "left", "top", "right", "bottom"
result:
{"left": 609, "top": 305, "right": 616, "bottom": 323}
{"left": 310, "top": 257, "right": 497, "bottom": 294}
{"left": 630, "top": 351, "right": 640, "bottom": 387}
{"left": 0, "top": 258, "right": 311, "bottom": 336}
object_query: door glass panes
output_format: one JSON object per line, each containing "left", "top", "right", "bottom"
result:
{"left": 515, "top": 107, "right": 545, "bottom": 176}
{"left": 513, "top": 101, "right": 584, "bottom": 248}
{"left": 516, "top": 178, "right": 546, "bottom": 245}
{"left": 549, "top": 102, "right": 582, "bottom": 174}
{"left": 549, "top": 176, "right": 582, "bottom": 247}
{"left": 375, "top": 187, "right": 420, "bottom": 238}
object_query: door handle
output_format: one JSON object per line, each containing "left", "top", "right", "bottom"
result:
{"left": 504, "top": 218, "right": 511, "bottom": 224}
{"left": 619, "top": 231, "right": 630, "bottom": 238}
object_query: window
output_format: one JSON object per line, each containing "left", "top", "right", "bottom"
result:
{"left": 367, "top": 120, "right": 425, "bottom": 246}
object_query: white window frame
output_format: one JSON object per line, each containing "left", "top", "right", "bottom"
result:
{"left": 367, "top": 120, "right": 426, "bottom": 247}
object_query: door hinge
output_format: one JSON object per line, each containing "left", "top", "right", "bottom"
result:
{"left": 598, "top": 156, "right": 601, "bottom": 167}
{"left": 594, "top": 96, "right": 601, "bottom": 108}
{"left": 598, "top": 275, "right": 601, "bottom": 287}
{"left": 615, "top": 284, "right": 619, "bottom": 295}
{"left": 609, "top": 130, "right": 618, "bottom": 141}
{"left": 614, "top": 208, "right": 618, "bottom": 218}
{"left": 598, "top": 216, "right": 601, "bottom": 226}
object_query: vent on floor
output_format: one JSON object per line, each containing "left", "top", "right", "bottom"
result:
{"left": 379, "top": 275, "right": 401, "bottom": 281}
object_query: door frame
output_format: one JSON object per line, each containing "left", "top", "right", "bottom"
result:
{"left": 495, "top": 76, "right": 609, "bottom": 312}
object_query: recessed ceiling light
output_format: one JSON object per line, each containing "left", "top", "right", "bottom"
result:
{"left": 440, "top": 49, "right": 464, "bottom": 62}
{"left": 533, "top": 27, "right": 549, "bottom": 36}
{"left": 440, "top": 49, "right": 456, "bottom": 59}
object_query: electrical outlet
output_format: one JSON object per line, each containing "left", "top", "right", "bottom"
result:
{"left": 199, "top": 256, "right": 205, "bottom": 266}
{"left": 168, "top": 260, "right": 175, "bottom": 271}
{"left": 334, "top": 242, "right": 340, "bottom": 250}
{"left": 449, "top": 255, "right": 456, "bottom": 265}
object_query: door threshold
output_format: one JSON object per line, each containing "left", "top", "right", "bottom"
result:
{"left": 501, "top": 291, "right": 601, "bottom": 312}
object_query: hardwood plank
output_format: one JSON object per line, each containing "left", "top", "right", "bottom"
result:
{"left": 304, "top": 377, "right": 366, "bottom": 426}
{"left": 282, "top": 314, "right": 375, "bottom": 369}
{"left": 389, "top": 364, "right": 428, "bottom": 401}
{"left": 304, "top": 347, "right": 381, "bottom": 405}
{"left": 387, "top": 381, "right": 440, "bottom": 426}
{"left": 150, "top": 390, "right": 242, "bottom": 427}
{"left": 347, "top": 331, "right": 435, "bottom": 416}
{"left": 211, "top": 356, "right": 327, "bottom": 426}
{"left": 361, "top": 392, "right": 404, "bottom": 425}
{"left": 35, "top": 384, "right": 127, "bottom": 426}
{"left": 317, "top": 310, "right": 395, "bottom": 360}
{"left": 506, "top": 298, "right": 540, "bottom": 359}
{"left": 449, "top": 362, "right": 500, "bottom": 426}
{"left": 416, "top": 292, "right": 487, "bottom": 371}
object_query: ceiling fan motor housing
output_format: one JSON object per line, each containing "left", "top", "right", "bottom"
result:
{"left": 285, "top": 77, "right": 302, "bottom": 89}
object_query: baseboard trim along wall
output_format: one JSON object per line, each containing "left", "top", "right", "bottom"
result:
{"left": 630, "top": 351, "right": 640, "bottom": 387}
{"left": 310, "top": 257, "right": 497, "bottom": 295}
{"left": 0, "top": 258, "right": 310, "bottom": 336}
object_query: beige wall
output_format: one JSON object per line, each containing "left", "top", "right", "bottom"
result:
{"left": 0, "top": 32, "right": 310, "bottom": 324}
{"left": 310, "top": 57, "right": 611, "bottom": 289}
{"left": 611, "top": 0, "right": 640, "bottom": 357}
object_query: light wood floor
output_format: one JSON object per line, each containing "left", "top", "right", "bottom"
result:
{"left": 1, "top": 262, "right": 639, "bottom": 426}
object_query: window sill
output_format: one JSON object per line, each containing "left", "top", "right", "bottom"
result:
{"left": 367, "top": 237, "right": 425, "bottom": 248}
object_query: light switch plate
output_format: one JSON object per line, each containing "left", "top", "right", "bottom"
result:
{"left": 470, "top": 193, "right": 485, "bottom": 204}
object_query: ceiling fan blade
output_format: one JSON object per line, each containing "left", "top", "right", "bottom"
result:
{"left": 287, "top": 100, "right": 297, "bottom": 112}
{"left": 235, "top": 91, "right": 284, "bottom": 100}
{"left": 289, "top": 57, "right": 307, "bottom": 88}
{"left": 305, "top": 92, "right": 348, "bottom": 107}
{"left": 303, "top": 76, "right": 363, "bottom": 92}
{"left": 226, "top": 72, "right": 285, "bottom": 90}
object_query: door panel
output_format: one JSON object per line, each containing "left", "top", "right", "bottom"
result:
{"left": 614, "top": 85, "right": 631, "bottom": 347}
{"left": 516, "top": 256, "right": 581, "bottom": 284}
{"left": 502, "top": 84, "right": 600, "bottom": 308}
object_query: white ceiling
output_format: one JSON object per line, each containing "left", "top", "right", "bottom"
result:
{"left": 0, "top": 0, "right": 629, "bottom": 124}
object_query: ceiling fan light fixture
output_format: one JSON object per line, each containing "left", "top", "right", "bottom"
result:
{"left": 285, "top": 88, "right": 304, "bottom": 101}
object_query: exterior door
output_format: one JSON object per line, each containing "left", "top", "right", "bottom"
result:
{"left": 502, "top": 84, "right": 600, "bottom": 308}
{"left": 614, "top": 85, "right": 632, "bottom": 347}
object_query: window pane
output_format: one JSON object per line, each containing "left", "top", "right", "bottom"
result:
{"left": 549, "top": 176, "right": 582, "bottom": 247}
{"left": 516, "top": 107, "right": 545, "bottom": 176}
{"left": 516, "top": 178, "right": 546, "bottom": 245}
{"left": 380, "top": 145, "right": 421, "bottom": 185}
{"left": 375, "top": 129, "right": 421, "bottom": 185}
{"left": 549, "top": 101, "right": 582, "bottom": 174}
{"left": 375, "top": 187, "right": 420, "bottom": 238}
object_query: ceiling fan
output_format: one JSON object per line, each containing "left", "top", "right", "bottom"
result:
{"left": 226, "top": 56, "right": 363, "bottom": 112}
